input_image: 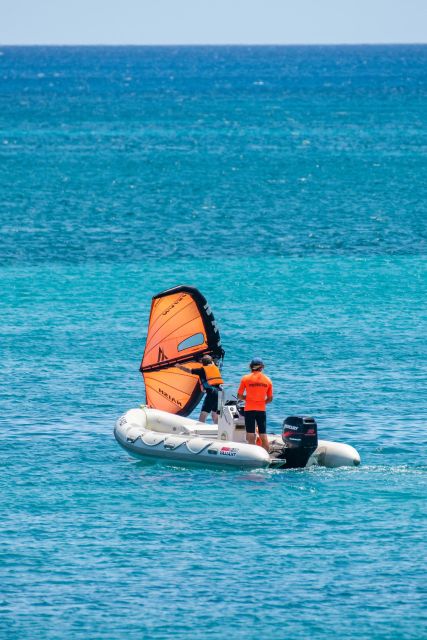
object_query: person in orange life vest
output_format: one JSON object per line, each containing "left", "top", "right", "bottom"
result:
{"left": 237, "top": 357, "right": 273, "bottom": 452}
{"left": 176, "top": 355, "right": 224, "bottom": 423}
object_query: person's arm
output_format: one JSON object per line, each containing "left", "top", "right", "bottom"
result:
{"left": 266, "top": 381, "right": 273, "bottom": 404}
{"left": 176, "top": 364, "right": 198, "bottom": 374}
{"left": 237, "top": 378, "right": 246, "bottom": 401}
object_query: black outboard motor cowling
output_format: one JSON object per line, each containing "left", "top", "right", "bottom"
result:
{"left": 277, "top": 416, "right": 318, "bottom": 468}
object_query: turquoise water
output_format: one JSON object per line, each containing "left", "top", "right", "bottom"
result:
{"left": 1, "top": 46, "right": 426, "bottom": 639}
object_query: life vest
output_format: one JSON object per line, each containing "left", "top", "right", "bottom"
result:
{"left": 200, "top": 364, "right": 224, "bottom": 390}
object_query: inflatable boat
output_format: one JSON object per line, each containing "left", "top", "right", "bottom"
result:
{"left": 115, "top": 284, "right": 360, "bottom": 470}
{"left": 115, "top": 402, "right": 360, "bottom": 470}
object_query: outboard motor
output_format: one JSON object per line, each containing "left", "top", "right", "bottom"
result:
{"left": 275, "top": 416, "right": 318, "bottom": 468}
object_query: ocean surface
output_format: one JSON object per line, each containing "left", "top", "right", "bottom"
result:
{"left": 1, "top": 46, "right": 426, "bottom": 639}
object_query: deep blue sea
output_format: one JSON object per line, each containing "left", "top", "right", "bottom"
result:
{"left": 1, "top": 46, "right": 426, "bottom": 639}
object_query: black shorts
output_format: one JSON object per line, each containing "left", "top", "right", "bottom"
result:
{"left": 201, "top": 387, "right": 220, "bottom": 413}
{"left": 244, "top": 410, "right": 267, "bottom": 434}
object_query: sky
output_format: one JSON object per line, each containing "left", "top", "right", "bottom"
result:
{"left": 0, "top": 0, "right": 426, "bottom": 45}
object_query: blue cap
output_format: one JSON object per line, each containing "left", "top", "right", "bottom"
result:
{"left": 250, "top": 358, "right": 264, "bottom": 369}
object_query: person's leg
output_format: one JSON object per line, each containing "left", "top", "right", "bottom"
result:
{"left": 199, "top": 392, "right": 211, "bottom": 422}
{"left": 211, "top": 388, "right": 219, "bottom": 424}
{"left": 201, "top": 388, "right": 218, "bottom": 424}
{"left": 256, "top": 412, "right": 270, "bottom": 452}
{"left": 245, "top": 411, "right": 256, "bottom": 445}
{"left": 246, "top": 432, "right": 256, "bottom": 445}
{"left": 260, "top": 434, "right": 270, "bottom": 452}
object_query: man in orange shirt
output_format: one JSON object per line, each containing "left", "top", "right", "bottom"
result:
{"left": 237, "top": 358, "right": 273, "bottom": 452}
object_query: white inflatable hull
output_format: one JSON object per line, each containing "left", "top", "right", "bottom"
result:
{"left": 114, "top": 407, "right": 360, "bottom": 470}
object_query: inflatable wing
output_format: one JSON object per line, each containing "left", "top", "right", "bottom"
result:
{"left": 140, "top": 285, "right": 224, "bottom": 416}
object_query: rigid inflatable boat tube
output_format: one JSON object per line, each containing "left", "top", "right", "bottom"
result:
{"left": 185, "top": 438, "right": 212, "bottom": 454}
{"left": 140, "top": 432, "right": 166, "bottom": 447}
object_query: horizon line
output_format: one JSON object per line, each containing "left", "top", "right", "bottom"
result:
{"left": 1, "top": 42, "right": 426, "bottom": 47}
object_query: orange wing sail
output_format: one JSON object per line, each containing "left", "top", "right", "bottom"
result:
{"left": 140, "top": 286, "right": 224, "bottom": 416}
